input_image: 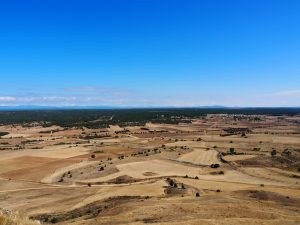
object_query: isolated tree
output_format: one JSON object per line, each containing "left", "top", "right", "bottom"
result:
{"left": 210, "top": 164, "right": 220, "bottom": 168}
{"left": 169, "top": 179, "right": 174, "bottom": 186}
{"left": 271, "top": 149, "right": 277, "bottom": 157}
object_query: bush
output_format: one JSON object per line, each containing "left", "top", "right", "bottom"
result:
{"left": 195, "top": 192, "right": 200, "bottom": 197}
{"left": 195, "top": 176, "right": 199, "bottom": 179}
{"left": 210, "top": 164, "right": 220, "bottom": 168}
{"left": 50, "top": 217, "right": 59, "bottom": 223}
{"left": 0, "top": 210, "right": 40, "bottom": 225}
{"left": 271, "top": 149, "right": 277, "bottom": 157}
{"left": 0, "top": 131, "right": 9, "bottom": 137}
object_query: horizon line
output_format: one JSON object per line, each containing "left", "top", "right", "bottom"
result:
{"left": 1, "top": 105, "right": 300, "bottom": 111}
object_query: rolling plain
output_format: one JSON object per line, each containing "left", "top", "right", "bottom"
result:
{"left": 0, "top": 109, "right": 299, "bottom": 224}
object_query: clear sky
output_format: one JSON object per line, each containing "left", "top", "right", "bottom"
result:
{"left": 0, "top": 0, "right": 299, "bottom": 107}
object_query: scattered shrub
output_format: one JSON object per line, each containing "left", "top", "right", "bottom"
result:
{"left": 210, "top": 164, "right": 220, "bottom": 168}
{"left": 50, "top": 217, "right": 59, "bottom": 223}
{"left": 271, "top": 149, "right": 277, "bottom": 157}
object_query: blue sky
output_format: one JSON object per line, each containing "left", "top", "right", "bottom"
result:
{"left": 0, "top": 0, "right": 299, "bottom": 107}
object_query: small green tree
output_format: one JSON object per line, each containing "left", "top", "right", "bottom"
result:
{"left": 210, "top": 163, "right": 220, "bottom": 168}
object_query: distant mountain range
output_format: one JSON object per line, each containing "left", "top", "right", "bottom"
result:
{"left": 0, "top": 105, "right": 299, "bottom": 111}
{"left": 0, "top": 105, "right": 227, "bottom": 110}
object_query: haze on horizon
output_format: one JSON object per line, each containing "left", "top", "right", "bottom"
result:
{"left": 0, "top": 0, "right": 299, "bottom": 108}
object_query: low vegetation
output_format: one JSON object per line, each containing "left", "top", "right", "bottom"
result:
{"left": 0, "top": 209, "right": 40, "bottom": 225}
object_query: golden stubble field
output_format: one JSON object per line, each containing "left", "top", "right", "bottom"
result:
{"left": 0, "top": 114, "right": 300, "bottom": 224}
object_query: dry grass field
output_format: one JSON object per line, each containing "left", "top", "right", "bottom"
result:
{"left": 0, "top": 113, "right": 299, "bottom": 224}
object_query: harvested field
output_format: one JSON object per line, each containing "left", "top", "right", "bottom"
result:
{"left": 223, "top": 154, "right": 256, "bottom": 161}
{"left": 178, "top": 148, "right": 219, "bottom": 165}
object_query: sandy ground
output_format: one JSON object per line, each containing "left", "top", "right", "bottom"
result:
{"left": 0, "top": 145, "right": 90, "bottom": 160}
{"left": 82, "top": 159, "right": 202, "bottom": 183}
{"left": 41, "top": 161, "right": 98, "bottom": 183}
{"left": 178, "top": 148, "right": 219, "bottom": 165}
{"left": 223, "top": 154, "right": 256, "bottom": 161}
{"left": 239, "top": 167, "right": 300, "bottom": 187}
{"left": 71, "top": 180, "right": 166, "bottom": 209}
